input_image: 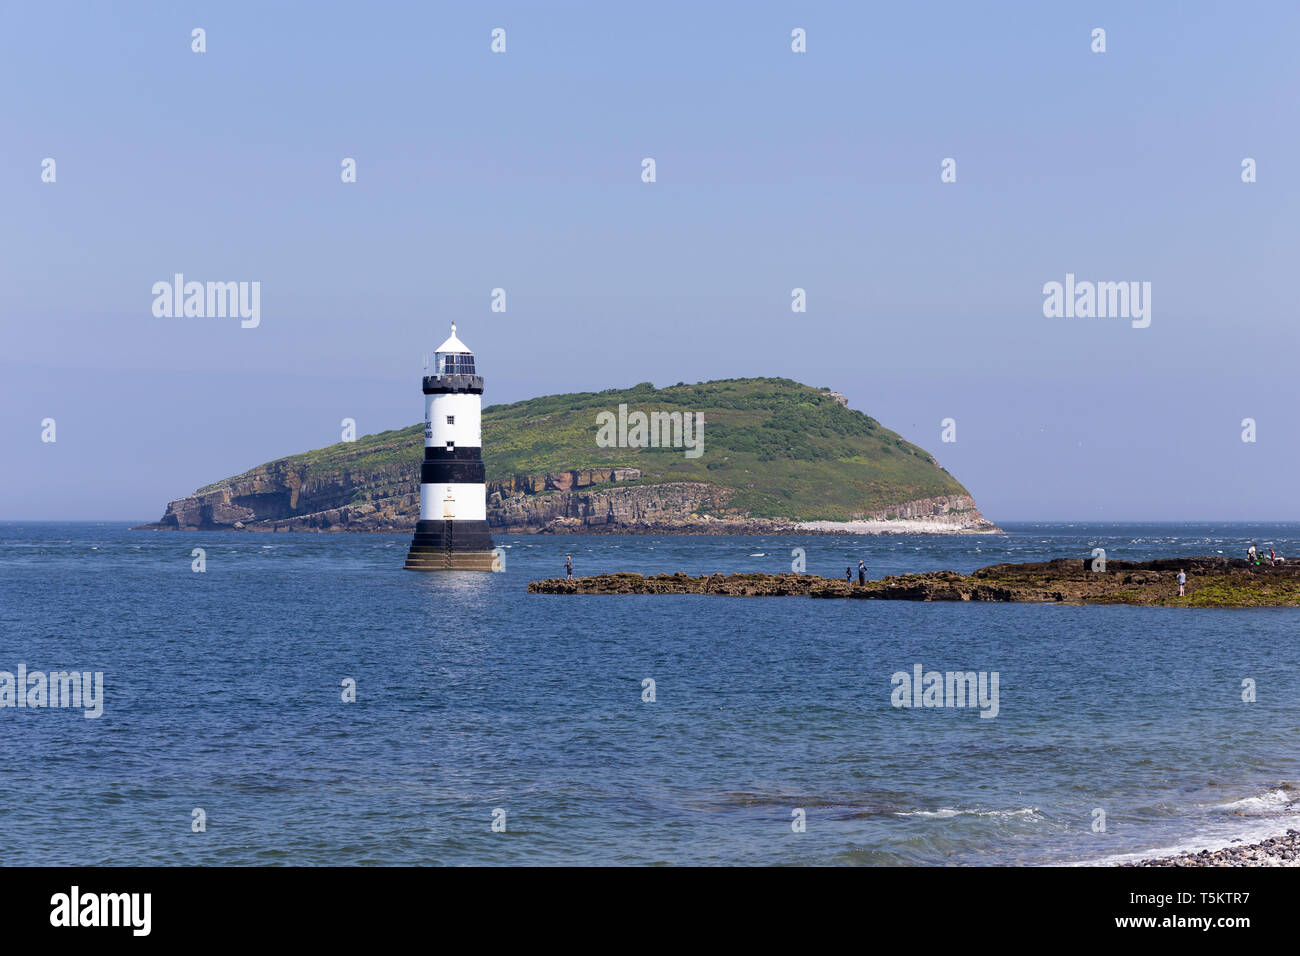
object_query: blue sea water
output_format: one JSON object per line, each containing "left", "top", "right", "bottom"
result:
{"left": 1, "top": 521, "right": 1298, "bottom": 866}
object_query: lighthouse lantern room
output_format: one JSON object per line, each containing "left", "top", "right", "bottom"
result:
{"left": 404, "top": 324, "right": 496, "bottom": 571}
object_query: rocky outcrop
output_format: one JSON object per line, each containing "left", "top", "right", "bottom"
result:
{"left": 142, "top": 463, "right": 736, "bottom": 534}
{"left": 862, "top": 494, "right": 980, "bottom": 522}
{"left": 143, "top": 465, "right": 722, "bottom": 535}
{"left": 529, "top": 572, "right": 822, "bottom": 596}
{"left": 491, "top": 480, "right": 740, "bottom": 533}
{"left": 141, "top": 465, "right": 996, "bottom": 535}
{"left": 488, "top": 468, "right": 641, "bottom": 498}
{"left": 798, "top": 494, "right": 999, "bottom": 533}
{"left": 145, "top": 458, "right": 418, "bottom": 532}
{"left": 487, "top": 475, "right": 997, "bottom": 534}
{"left": 528, "top": 556, "right": 1300, "bottom": 607}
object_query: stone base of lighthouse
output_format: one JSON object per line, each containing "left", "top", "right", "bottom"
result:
{"left": 403, "top": 519, "right": 496, "bottom": 571}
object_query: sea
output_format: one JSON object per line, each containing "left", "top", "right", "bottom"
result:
{"left": 1, "top": 520, "right": 1298, "bottom": 866}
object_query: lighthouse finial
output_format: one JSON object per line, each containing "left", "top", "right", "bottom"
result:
{"left": 451, "top": 322, "right": 456, "bottom": 335}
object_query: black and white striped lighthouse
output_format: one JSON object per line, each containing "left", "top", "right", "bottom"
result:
{"left": 404, "top": 324, "right": 496, "bottom": 571}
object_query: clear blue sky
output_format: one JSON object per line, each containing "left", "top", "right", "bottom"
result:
{"left": 2, "top": 1, "right": 1297, "bottom": 521}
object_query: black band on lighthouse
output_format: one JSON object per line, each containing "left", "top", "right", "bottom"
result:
{"left": 421, "top": 460, "right": 486, "bottom": 484}
{"left": 423, "top": 374, "right": 484, "bottom": 395}
{"left": 423, "top": 446, "right": 483, "bottom": 462}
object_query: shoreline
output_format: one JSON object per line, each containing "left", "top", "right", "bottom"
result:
{"left": 1115, "top": 829, "right": 1300, "bottom": 867}
{"left": 796, "top": 519, "right": 1001, "bottom": 535}
{"left": 131, "top": 518, "right": 1004, "bottom": 536}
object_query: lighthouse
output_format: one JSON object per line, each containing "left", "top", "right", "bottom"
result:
{"left": 404, "top": 324, "right": 496, "bottom": 571}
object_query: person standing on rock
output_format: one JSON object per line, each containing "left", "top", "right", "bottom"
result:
{"left": 1248, "top": 544, "right": 1257, "bottom": 565}
{"left": 565, "top": 554, "right": 573, "bottom": 579}
{"left": 1177, "top": 569, "right": 1186, "bottom": 597}
{"left": 858, "top": 560, "right": 867, "bottom": 585}
{"left": 845, "top": 567, "right": 852, "bottom": 583}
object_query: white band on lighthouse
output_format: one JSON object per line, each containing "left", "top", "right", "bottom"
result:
{"left": 425, "top": 392, "right": 482, "bottom": 448}
{"left": 420, "top": 482, "right": 487, "bottom": 522}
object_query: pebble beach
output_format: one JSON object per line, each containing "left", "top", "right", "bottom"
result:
{"left": 1122, "top": 829, "right": 1300, "bottom": 867}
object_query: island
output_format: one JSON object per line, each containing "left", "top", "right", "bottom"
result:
{"left": 527, "top": 556, "right": 1300, "bottom": 608}
{"left": 137, "top": 378, "right": 999, "bottom": 535}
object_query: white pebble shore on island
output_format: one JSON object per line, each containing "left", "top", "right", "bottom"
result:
{"left": 795, "top": 518, "right": 1001, "bottom": 535}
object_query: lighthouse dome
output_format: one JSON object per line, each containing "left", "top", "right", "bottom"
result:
{"left": 434, "top": 323, "right": 476, "bottom": 375}
{"left": 436, "top": 323, "right": 471, "bottom": 355}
